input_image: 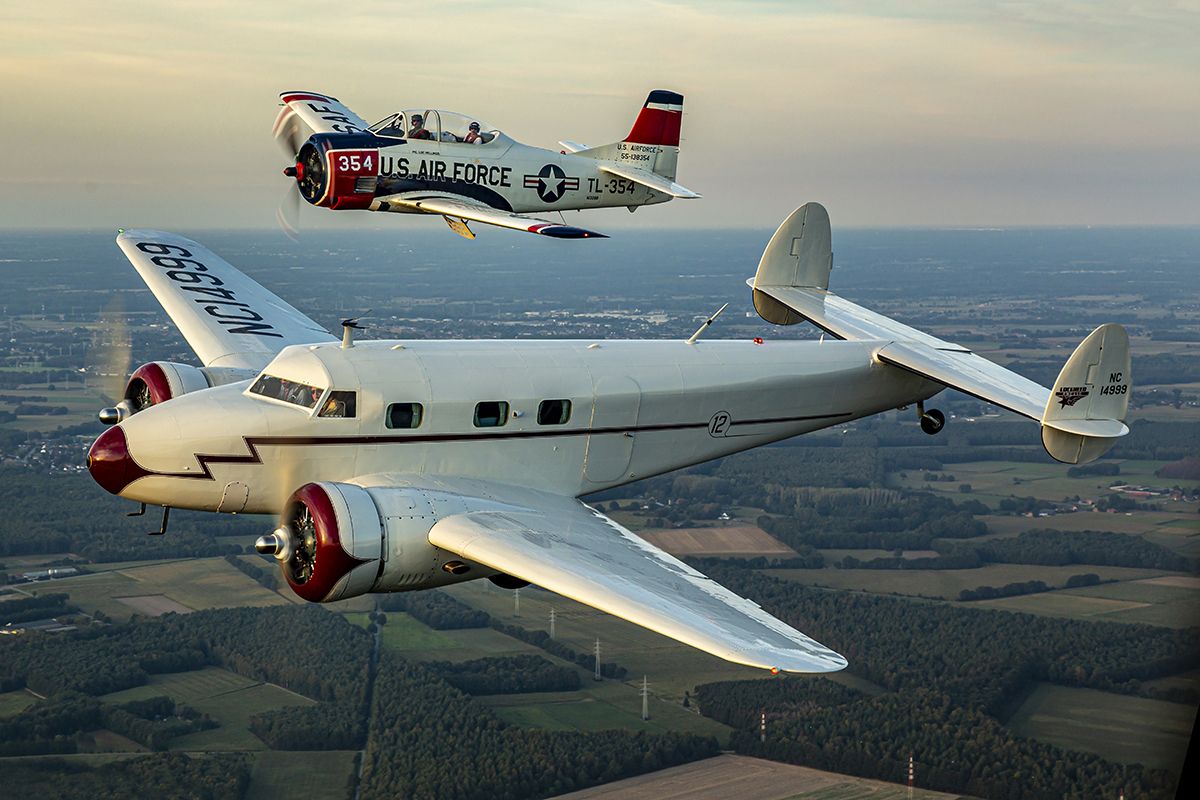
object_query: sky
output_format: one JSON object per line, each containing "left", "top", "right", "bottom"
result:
{"left": 1, "top": 1, "right": 1197, "bottom": 230}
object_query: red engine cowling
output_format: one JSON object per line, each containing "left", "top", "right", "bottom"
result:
{"left": 294, "top": 135, "right": 379, "bottom": 211}
{"left": 123, "top": 362, "right": 212, "bottom": 414}
{"left": 271, "top": 483, "right": 384, "bottom": 603}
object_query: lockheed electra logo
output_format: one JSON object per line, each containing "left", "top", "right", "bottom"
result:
{"left": 1055, "top": 386, "right": 1090, "bottom": 408}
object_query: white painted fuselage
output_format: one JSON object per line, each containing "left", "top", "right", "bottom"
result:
{"left": 113, "top": 338, "right": 940, "bottom": 515}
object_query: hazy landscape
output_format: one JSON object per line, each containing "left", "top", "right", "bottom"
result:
{"left": 1, "top": 224, "right": 1197, "bottom": 799}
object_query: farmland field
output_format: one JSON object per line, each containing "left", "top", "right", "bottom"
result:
{"left": 764, "top": 564, "right": 1169, "bottom": 600}
{"left": 101, "top": 667, "right": 314, "bottom": 751}
{"left": 245, "top": 750, "right": 359, "bottom": 800}
{"left": 638, "top": 525, "right": 798, "bottom": 557}
{"left": 1007, "top": 683, "right": 1196, "bottom": 772}
{"left": 550, "top": 754, "right": 962, "bottom": 800}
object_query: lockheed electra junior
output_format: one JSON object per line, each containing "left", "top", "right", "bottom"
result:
{"left": 273, "top": 89, "right": 700, "bottom": 240}
{"left": 86, "top": 204, "right": 1131, "bottom": 674}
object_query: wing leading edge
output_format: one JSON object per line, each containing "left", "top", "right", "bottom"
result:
{"left": 116, "top": 230, "right": 335, "bottom": 371}
{"left": 423, "top": 484, "right": 846, "bottom": 673}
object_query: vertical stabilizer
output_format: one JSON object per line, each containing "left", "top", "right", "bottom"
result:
{"left": 751, "top": 203, "right": 833, "bottom": 325}
{"left": 575, "top": 90, "right": 685, "bottom": 180}
{"left": 1041, "top": 324, "right": 1131, "bottom": 464}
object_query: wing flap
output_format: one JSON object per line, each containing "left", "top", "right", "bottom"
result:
{"left": 428, "top": 494, "right": 846, "bottom": 673}
{"left": 597, "top": 164, "right": 701, "bottom": 199}
{"left": 116, "top": 230, "right": 335, "bottom": 370}
{"left": 377, "top": 194, "right": 607, "bottom": 239}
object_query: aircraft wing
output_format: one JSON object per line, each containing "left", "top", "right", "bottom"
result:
{"left": 420, "top": 482, "right": 846, "bottom": 673}
{"left": 116, "top": 230, "right": 335, "bottom": 371}
{"left": 597, "top": 164, "right": 701, "bottom": 199}
{"left": 376, "top": 194, "right": 608, "bottom": 239}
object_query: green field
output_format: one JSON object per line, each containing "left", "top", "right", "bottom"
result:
{"left": 1007, "top": 683, "right": 1196, "bottom": 772}
{"left": 0, "top": 688, "right": 38, "bottom": 717}
{"left": 53, "top": 557, "right": 291, "bottom": 620}
{"left": 245, "top": 750, "right": 358, "bottom": 800}
{"left": 764, "top": 564, "right": 1168, "bottom": 600}
{"left": 1, "top": 385, "right": 110, "bottom": 432}
{"left": 975, "top": 577, "right": 1200, "bottom": 628}
{"left": 892, "top": 458, "right": 1180, "bottom": 510}
{"left": 480, "top": 680, "right": 731, "bottom": 740}
{"left": 101, "top": 667, "right": 314, "bottom": 751}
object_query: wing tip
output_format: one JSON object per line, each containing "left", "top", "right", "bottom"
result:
{"left": 531, "top": 224, "right": 609, "bottom": 240}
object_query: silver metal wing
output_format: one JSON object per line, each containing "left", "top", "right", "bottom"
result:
{"left": 424, "top": 483, "right": 846, "bottom": 673}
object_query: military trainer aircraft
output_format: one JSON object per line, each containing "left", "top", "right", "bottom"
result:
{"left": 86, "top": 204, "right": 1131, "bottom": 673}
{"left": 272, "top": 89, "right": 699, "bottom": 240}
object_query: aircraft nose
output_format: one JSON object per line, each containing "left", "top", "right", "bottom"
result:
{"left": 87, "top": 425, "right": 148, "bottom": 495}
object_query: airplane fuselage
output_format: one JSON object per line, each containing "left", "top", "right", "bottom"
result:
{"left": 101, "top": 338, "right": 941, "bottom": 515}
{"left": 303, "top": 131, "right": 669, "bottom": 215}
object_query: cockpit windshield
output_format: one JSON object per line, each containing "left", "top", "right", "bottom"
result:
{"left": 370, "top": 109, "right": 499, "bottom": 144}
{"left": 249, "top": 373, "right": 323, "bottom": 409}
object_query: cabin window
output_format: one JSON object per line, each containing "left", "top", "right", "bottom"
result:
{"left": 473, "top": 401, "right": 509, "bottom": 427}
{"left": 249, "top": 374, "right": 323, "bottom": 409}
{"left": 537, "top": 399, "right": 571, "bottom": 425}
{"left": 386, "top": 402, "right": 423, "bottom": 429}
{"left": 319, "top": 390, "right": 357, "bottom": 418}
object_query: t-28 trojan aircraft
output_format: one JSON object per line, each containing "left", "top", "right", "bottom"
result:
{"left": 86, "top": 204, "right": 1131, "bottom": 673}
{"left": 272, "top": 89, "right": 699, "bottom": 240}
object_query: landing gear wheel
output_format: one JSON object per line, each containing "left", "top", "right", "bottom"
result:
{"left": 920, "top": 408, "right": 945, "bottom": 436}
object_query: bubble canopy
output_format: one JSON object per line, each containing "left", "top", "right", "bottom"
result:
{"left": 370, "top": 109, "right": 499, "bottom": 144}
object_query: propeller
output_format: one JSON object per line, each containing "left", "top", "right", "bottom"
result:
{"left": 288, "top": 502, "right": 317, "bottom": 585}
{"left": 276, "top": 183, "right": 301, "bottom": 242}
{"left": 87, "top": 297, "right": 133, "bottom": 423}
{"left": 273, "top": 105, "right": 313, "bottom": 240}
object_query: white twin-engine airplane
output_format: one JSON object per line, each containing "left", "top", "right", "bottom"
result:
{"left": 272, "top": 89, "right": 699, "bottom": 240}
{"left": 87, "top": 204, "right": 1131, "bottom": 674}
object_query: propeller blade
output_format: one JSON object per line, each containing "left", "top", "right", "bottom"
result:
{"left": 276, "top": 183, "right": 301, "bottom": 241}
{"left": 88, "top": 297, "right": 132, "bottom": 405}
{"left": 272, "top": 106, "right": 308, "bottom": 159}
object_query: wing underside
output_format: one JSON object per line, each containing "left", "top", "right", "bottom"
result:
{"left": 421, "top": 483, "right": 846, "bottom": 673}
{"left": 375, "top": 194, "right": 607, "bottom": 239}
{"left": 116, "top": 230, "right": 335, "bottom": 371}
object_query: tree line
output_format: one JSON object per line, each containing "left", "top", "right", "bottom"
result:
{"left": 359, "top": 651, "right": 717, "bottom": 800}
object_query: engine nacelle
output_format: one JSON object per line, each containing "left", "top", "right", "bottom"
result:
{"left": 262, "top": 482, "right": 488, "bottom": 604}
{"left": 123, "top": 361, "right": 212, "bottom": 414}
{"left": 293, "top": 133, "right": 380, "bottom": 212}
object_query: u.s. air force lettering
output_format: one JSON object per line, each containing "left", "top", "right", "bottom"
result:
{"left": 380, "top": 156, "right": 512, "bottom": 188}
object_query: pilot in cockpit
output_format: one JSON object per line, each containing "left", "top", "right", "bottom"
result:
{"left": 464, "top": 121, "right": 485, "bottom": 144}
{"left": 408, "top": 114, "right": 431, "bottom": 140}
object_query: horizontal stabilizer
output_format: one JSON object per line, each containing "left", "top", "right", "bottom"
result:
{"left": 597, "top": 164, "right": 701, "bottom": 199}
{"left": 750, "top": 203, "right": 1131, "bottom": 465}
{"left": 558, "top": 140, "right": 588, "bottom": 153}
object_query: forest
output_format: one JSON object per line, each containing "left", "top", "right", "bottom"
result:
{"left": 686, "top": 562, "right": 1198, "bottom": 798}
{"left": 0, "top": 603, "right": 710, "bottom": 797}
{"left": 359, "top": 652, "right": 717, "bottom": 800}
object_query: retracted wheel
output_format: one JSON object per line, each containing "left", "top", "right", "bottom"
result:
{"left": 920, "top": 408, "right": 946, "bottom": 436}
